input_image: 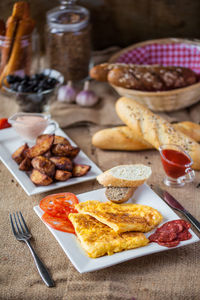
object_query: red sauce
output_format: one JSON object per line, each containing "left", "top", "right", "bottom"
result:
{"left": 0, "top": 118, "right": 11, "bottom": 130}
{"left": 160, "top": 149, "right": 191, "bottom": 178}
{"left": 149, "top": 219, "right": 192, "bottom": 248}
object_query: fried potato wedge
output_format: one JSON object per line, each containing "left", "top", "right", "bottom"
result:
{"left": 51, "top": 144, "right": 80, "bottom": 159}
{"left": 55, "top": 170, "right": 72, "bottom": 181}
{"left": 49, "top": 156, "right": 73, "bottom": 171}
{"left": 30, "top": 169, "right": 53, "bottom": 186}
{"left": 43, "top": 150, "right": 52, "bottom": 159}
{"left": 67, "top": 147, "right": 80, "bottom": 159}
{"left": 54, "top": 135, "right": 71, "bottom": 146}
{"left": 31, "top": 156, "right": 55, "bottom": 177}
{"left": 27, "top": 135, "right": 54, "bottom": 158}
{"left": 37, "top": 134, "right": 70, "bottom": 146}
{"left": 19, "top": 157, "right": 32, "bottom": 171}
{"left": 36, "top": 134, "right": 50, "bottom": 144}
{"left": 72, "top": 164, "right": 91, "bottom": 177}
{"left": 12, "top": 143, "right": 29, "bottom": 164}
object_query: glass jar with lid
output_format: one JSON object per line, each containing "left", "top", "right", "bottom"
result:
{"left": 46, "top": 0, "right": 91, "bottom": 82}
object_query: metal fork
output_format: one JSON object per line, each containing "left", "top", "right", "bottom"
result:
{"left": 9, "top": 212, "right": 54, "bottom": 287}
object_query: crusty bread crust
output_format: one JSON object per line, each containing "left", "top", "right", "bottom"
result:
{"left": 174, "top": 122, "right": 200, "bottom": 142}
{"left": 90, "top": 63, "right": 197, "bottom": 91}
{"left": 97, "top": 164, "right": 152, "bottom": 187}
{"left": 116, "top": 97, "right": 200, "bottom": 170}
{"left": 105, "top": 187, "right": 136, "bottom": 203}
{"left": 92, "top": 122, "right": 200, "bottom": 151}
{"left": 97, "top": 172, "right": 147, "bottom": 187}
{"left": 92, "top": 126, "right": 152, "bottom": 150}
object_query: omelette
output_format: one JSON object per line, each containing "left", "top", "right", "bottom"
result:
{"left": 68, "top": 213, "right": 149, "bottom": 258}
{"left": 76, "top": 201, "right": 163, "bottom": 233}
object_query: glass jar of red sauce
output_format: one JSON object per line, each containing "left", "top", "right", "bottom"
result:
{"left": 159, "top": 144, "right": 195, "bottom": 187}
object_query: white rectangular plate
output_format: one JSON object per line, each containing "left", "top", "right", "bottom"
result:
{"left": 0, "top": 127, "right": 102, "bottom": 196}
{"left": 34, "top": 184, "right": 200, "bottom": 273}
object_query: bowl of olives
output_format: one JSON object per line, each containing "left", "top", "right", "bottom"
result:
{"left": 2, "top": 69, "right": 64, "bottom": 113}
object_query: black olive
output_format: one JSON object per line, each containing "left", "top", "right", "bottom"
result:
{"left": 24, "top": 75, "right": 30, "bottom": 81}
{"left": 11, "top": 82, "right": 20, "bottom": 91}
{"left": 6, "top": 75, "right": 16, "bottom": 84}
{"left": 37, "top": 88, "right": 45, "bottom": 93}
{"left": 31, "top": 74, "right": 38, "bottom": 81}
{"left": 50, "top": 78, "right": 58, "bottom": 86}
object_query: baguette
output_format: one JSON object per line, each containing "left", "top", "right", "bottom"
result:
{"left": 116, "top": 97, "right": 200, "bottom": 170}
{"left": 92, "top": 126, "right": 152, "bottom": 150}
{"left": 174, "top": 122, "right": 200, "bottom": 142}
{"left": 92, "top": 122, "right": 200, "bottom": 151}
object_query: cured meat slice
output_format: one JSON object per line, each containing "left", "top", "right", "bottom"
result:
{"left": 149, "top": 219, "right": 192, "bottom": 248}
{"left": 158, "top": 240, "right": 180, "bottom": 248}
{"left": 157, "top": 231, "right": 177, "bottom": 242}
{"left": 177, "top": 229, "right": 192, "bottom": 241}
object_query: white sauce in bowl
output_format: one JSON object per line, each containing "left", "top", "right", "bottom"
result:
{"left": 13, "top": 116, "right": 48, "bottom": 140}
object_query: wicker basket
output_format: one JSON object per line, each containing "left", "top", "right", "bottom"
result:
{"left": 109, "top": 38, "right": 200, "bottom": 112}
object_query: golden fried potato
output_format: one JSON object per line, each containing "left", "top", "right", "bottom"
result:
{"left": 55, "top": 170, "right": 72, "bottom": 181}
{"left": 31, "top": 156, "right": 55, "bottom": 177}
{"left": 49, "top": 156, "right": 73, "bottom": 171}
{"left": 27, "top": 135, "right": 54, "bottom": 159}
{"left": 43, "top": 150, "right": 52, "bottom": 159}
{"left": 30, "top": 169, "right": 53, "bottom": 186}
{"left": 36, "top": 134, "right": 48, "bottom": 144}
{"left": 37, "top": 134, "right": 70, "bottom": 146}
{"left": 67, "top": 147, "right": 80, "bottom": 159}
{"left": 12, "top": 143, "right": 29, "bottom": 164}
{"left": 54, "top": 135, "right": 71, "bottom": 145}
{"left": 51, "top": 144, "right": 80, "bottom": 159}
{"left": 19, "top": 157, "right": 32, "bottom": 171}
{"left": 72, "top": 164, "right": 91, "bottom": 177}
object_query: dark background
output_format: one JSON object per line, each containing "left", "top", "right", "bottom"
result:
{"left": 1, "top": 0, "right": 200, "bottom": 50}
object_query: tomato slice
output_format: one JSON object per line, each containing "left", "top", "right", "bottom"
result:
{"left": 0, "top": 118, "right": 11, "bottom": 130}
{"left": 39, "top": 192, "right": 79, "bottom": 218}
{"left": 42, "top": 212, "right": 75, "bottom": 233}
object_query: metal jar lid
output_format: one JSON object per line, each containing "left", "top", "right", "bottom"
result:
{"left": 46, "top": 4, "right": 89, "bottom": 32}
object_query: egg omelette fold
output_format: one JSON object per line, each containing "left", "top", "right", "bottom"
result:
{"left": 68, "top": 213, "right": 149, "bottom": 258}
{"left": 75, "top": 201, "right": 163, "bottom": 233}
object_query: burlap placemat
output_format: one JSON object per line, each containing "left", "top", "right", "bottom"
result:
{"left": 50, "top": 81, "right": 125, "bottom": 127}
{"left": 50, "top": 86, "right": 200, "bottom": 128}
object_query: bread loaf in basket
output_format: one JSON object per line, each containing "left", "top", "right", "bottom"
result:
{"left": 107, "top": 38, "right": 200, "bottom": 111}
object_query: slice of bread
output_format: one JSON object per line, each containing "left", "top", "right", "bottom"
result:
{"left": 105, "top": 187, "right": 136, "bottom": 204}
{"left": 97, "top": 164, "right": 152, "bottom": 187}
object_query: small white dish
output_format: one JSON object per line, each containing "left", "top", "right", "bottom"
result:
{"left": 34, "top": 184, "right": 199, "bottom": 273}
{"left": 8, "top": 112, "right": 58, "bottom": 141}
{"left": 0, "top": 126, "right": 102, "bottom": 195}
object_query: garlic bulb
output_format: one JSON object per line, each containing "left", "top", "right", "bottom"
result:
{"left": 76, "top": 81, "right": 98, "bottom": 107}
{"left": 57, "top": 81, "right": 76, "bottom": 103}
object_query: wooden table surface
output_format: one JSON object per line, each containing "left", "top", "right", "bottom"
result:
{"left": 1, "top": 90, "right": 200, "bottom": 300}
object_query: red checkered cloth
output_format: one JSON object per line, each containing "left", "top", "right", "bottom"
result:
{"left": 117, "top": 43, "right": 200, "bottom": 74}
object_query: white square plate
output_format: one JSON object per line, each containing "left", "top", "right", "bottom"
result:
{"left": 34, "top": 184, "right": 200, "bottom": 273}
{"left": 0, "top": 127, "right": 101, "bottom": 196}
